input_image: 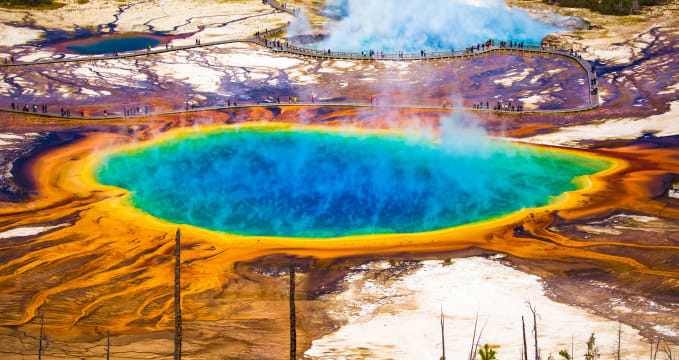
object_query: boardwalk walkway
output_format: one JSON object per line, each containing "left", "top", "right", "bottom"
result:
{"left": 0, "top": 99, "right": 598, "bottom": 121}
{"left": 0, "top": 0, "right": 599, "bottom": 116}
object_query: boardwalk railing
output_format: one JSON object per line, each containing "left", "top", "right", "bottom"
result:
{"left": 0, "top": 98, "right": 599, "bottom": 121}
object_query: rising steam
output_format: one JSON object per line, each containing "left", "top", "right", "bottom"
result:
{"left": 304, "top": 0, "right": 557, "bottom": 51}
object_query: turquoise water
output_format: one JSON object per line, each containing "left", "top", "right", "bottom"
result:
{"left": 95, "top": 127, "right": 608, "bottom": 238}
{"left": 66, "top": 35, "right": 161, "bottom": 55}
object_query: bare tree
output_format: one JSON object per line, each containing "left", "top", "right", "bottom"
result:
{"left": 527, "top": 301, "right": 540, "bottom": 360}
{"left": 468, "top": 311, "right": 487, "bottom": 360}
{"left": 440, "top": 306, "right": 446, "bottom": 360}
{"left": 522, "top": 316, "right": 529, "bottom": 360}
{"left": 106, "top": 330, "right": 110, "bottom": 360}
{"left": 289, "top": 264, "right": 296, "bottom": 360}
{"left": 651, "top": 338, "right": 661, "bottom": 360}
{"left": 174, "top": 229, "right": 182, "bottom": 360}
{"left": 469, "top": 311, "right": 479, "bottom": 360}
{"left": 661, "top": 340, "right": 676, "bottom": 360}
{"left": 38, "top": 311, "right": 45, "bottom": 360}
{"left": 617, "top": 322, "right": 622, "bottom": 360}
{"left": 585, "top": 333, "right": 600, "bottom": 360}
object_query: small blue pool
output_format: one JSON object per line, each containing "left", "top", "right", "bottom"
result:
{"left": 65, "top": 35, "right": 162, "bottom": 55}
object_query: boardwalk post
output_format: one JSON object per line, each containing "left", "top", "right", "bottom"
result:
{"left": 174, "top": 228, "right": 182, "bottom": 360}
{"left": 106, "top": 329, "right": 110, "bottom": 360}
{"left": 289, "top": 264, "right": 296, "bottom": 360}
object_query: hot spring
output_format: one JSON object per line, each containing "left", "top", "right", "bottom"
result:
{"left": 95, "top": 124, "right": 608, "bottom": 238}
{"left": 295, "top": 0, "right": 559, "bottom": 52}
{"left": 65, "top": 34, "right": 162, "bottom": 55}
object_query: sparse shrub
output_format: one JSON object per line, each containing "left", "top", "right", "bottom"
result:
{"left": 479, "top": 344, "right": 498, "bottom": 360}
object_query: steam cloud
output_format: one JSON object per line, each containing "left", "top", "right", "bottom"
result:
{"left": 308, "top": 0, "right": 557, "bottom": 51}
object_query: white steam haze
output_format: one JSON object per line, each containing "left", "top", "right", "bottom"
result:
{"left": 303, "top": 0, "right": 558, "bottom": 51}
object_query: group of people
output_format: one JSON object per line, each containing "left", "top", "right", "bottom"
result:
{"left": 123, "top": 106, "right": 148, "bottom": 116}
{"left": 590, "top": 76, "right": 598, "bottom": 95}
{"left": 8, "top": 102, "right": 95, "bottom": 117}
{"left": 10, "top": 102, "right": 52, "bottom": 114}
{"left": 494, "top": 102, "right": 523, "bottom": 112}
{"left": 569, "top": 48, "right": 584, "bottom": 61}
{"left": 263, "top": 39, "right": 284, "bottom": 48}
{"left": 468, "top": 101, "right": 524, "bottom": 112}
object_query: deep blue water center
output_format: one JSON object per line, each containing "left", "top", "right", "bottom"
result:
{"left": 66, "top": 35, "right": 161, "bottom": 55}
{"left": 96, "top": 126, "right": 608, "bottom": 238}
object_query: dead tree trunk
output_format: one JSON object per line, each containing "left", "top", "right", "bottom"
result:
{"left": 527, "top": 301, "right": 539, "bottom": 360}
{"left": 174, "top": 229, "right": 182, "bottom": 360}
{"left": 522, "top": 316, "right": 528, "bottom": 360}
{"left": 653, "top": 338, "right": 660, "bottom": 360}
{"left": 617, "top": 322, "right": 621, "bottom": 360}
{"left": 440, "top": 307, "right": 446, "bottom": 360}
{"left": 469, "top": 311, "right": 478, "bottom": 360}
{"left": 289, "top": 264, "right": 296, "bottom": 360}
{"left": 38, "top": 312, "right": 44, "bottom": 360}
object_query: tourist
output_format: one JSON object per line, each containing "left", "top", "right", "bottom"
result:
{"left": 32, "top": 104, "right": 37, "bottom": 112}
{"left": 228, "top": 100, "right": 231, "bottom": 106}
{"left": 442, "top": 99, "right": 446, "bottom": 108}
{"left": 234, "top": 100, "right": 237, "bottom": 106}
{"left": 80, "top": 110, "right": 84, "bottom": 117}
{"left": 145, "top": 106, "right": 148, "bottom": 114}
{"left": 10, "top": 102, "right": 14, "bottom": 110}
{"left": 66, "top": 109, "right": 70, "bottom": 117}
{"left": 311, "top": 95, "right": 315, "bottom": 103}
{"left": 293, "top": 96, "right": 297, "bottom": 103}
{"left": 256, "top": 97, "right": 260, "bottom": 104}
{"left": 277, "top": 97, "right": 280, "bottom": 104}
{"left": 288, "top": 96, "right": 291, "bottom": 104}
{"left": 104, "top": 109, "right": 108, "bottom": 116}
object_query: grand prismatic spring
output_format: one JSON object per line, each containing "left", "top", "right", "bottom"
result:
{"left": 1, "top": 0, "right": 679, "bottom": 358}
{"left": 96, "top": 124, "right": 609, "bottom": 237}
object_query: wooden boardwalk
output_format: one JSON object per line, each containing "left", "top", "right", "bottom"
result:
{"left": 0, "top": 100, "right": 599, "bottom": 121}
{"left": 0, "top": 0, "right": 599, "bottom": 115}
